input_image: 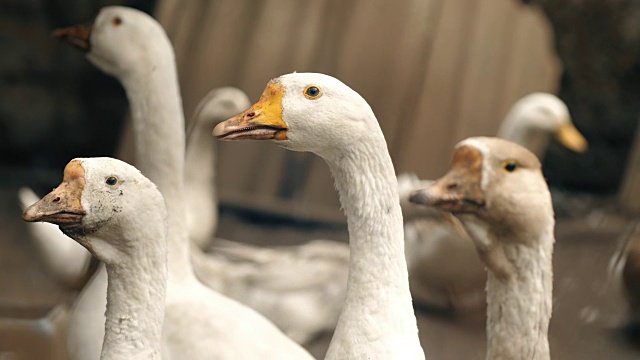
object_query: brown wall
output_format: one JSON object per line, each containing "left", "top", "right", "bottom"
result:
{"left": 156, "top": 0, "right": 560, "bottom": 222}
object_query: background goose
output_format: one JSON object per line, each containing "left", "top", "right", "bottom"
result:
{"left": 410, "top": 137, "right": 555, "bottom": 359}
{"left": 193, "top": 237, "right": 349, "bottom": 344}
{"left": 54, "top": 7, "right": 313, "bottom": 359}
{"left": 24, "top": 158, "right": 168, "bottom": 360}
{"left": 185, "top": 87, "right": 251, "bottom": 249}
{"left": 213, "top": 72, "right": 425, "bottom": 359}
{"left": 400, "top": 92, "right": 587, "bottom": 311}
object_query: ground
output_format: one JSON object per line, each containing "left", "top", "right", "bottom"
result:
{"left": 0, "top": 185, "right": 639, "bottom": 359}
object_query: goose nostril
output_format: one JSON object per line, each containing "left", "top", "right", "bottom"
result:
{"left": 446, "top": 183, "right": 458, "bottom": 190}
{"left": 247, "top": 112, "right": 255, "bottom": 118}
{"left": 53, "top": 196, "right": 61, "bottom": 203}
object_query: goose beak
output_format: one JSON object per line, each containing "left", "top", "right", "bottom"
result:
{"left": 23, "top": 160, "right": 86, "bottom": 226}
{"left": 213, "top": 81, "right": 288, "bottom": 141}
{"left": 52, "top": 24, "right": 92, "bottom": 53}
{"left": 555, "top": 122, "right": 588, "bottom": 153}
{"left": 409, "top": 145, "right": 485, "bottom": 213}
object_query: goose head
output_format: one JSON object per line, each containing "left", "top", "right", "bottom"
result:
{"left": 410, "top": 137, "right": 552, "bottom": 232}
{"left": 23, "top": 158, "right": 166, "bottom": 263}
{"left": 187, "top": 87, "right": 251, "bottom": 140}
{"left": 499, "top": 92, "right": 588, "bottom": 154}
{"left": 194, "top": 87, "right": 252, "bottom": 125}
{"left": 53, "top": 6, "right": 171, "bottom": 77}
{"left": 213, "top": 72, "right": 379, "bottom": 157}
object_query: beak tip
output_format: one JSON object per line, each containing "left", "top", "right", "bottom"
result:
{"left": 22, "top": 205, "right": 38, "bottom": 222}
{"left": 212, "top": 123, "right": 225, "bottom": 138}
{"left": 409, "top": 190, "right": 430, "bottom": 206}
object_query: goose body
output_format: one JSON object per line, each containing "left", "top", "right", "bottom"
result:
{"left": 55, "top": 7, "right": 312, "bottom": 359}
{"left": 402, "top": 93, "right": 586, "bottom": 311}
{"left": 193, "top": 238, "right": 349, "bottom": 344}
{"left": 24, "top": 158, "right": 168, "bottom": 360}
{"left": 411, "top": 137, "right": 554, "bottom": 359}
{"left": 214, "top": 72, "right": 424, "bottom": 359}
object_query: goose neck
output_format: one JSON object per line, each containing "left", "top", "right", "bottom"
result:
{"left": 120, "top": 58, "right": 194, "bottom": 282}
{"left": 100, "top": 224, "right": 167, "bottom": 360}
{"left": 485, "top": 224, "right": 554, "bottom": 360}
{"left": 324, "top": 137, "right": 421, "bottom": 355}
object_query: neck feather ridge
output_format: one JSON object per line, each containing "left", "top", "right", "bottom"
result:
{"left": 324, "top": 138, "right": 421, "bottom": 356}
{"left": 486, "top": 223, "right": 554, "bottom": 360}
{"left": 100, "top": 217, "right": 167, "bottom": 360}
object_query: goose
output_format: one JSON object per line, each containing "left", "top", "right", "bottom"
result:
{"left": 53, "top": 6, "right": 313, "bottom": 359}
{"left": 16, "top": 87, "right": 249, "bottom": 290}
{"left": 185, "top": 87, "right": 251, "bottom": 249}
{"left": 213, "top": 72, "right": 425, "bottom": 359}
{"left": 410, "top": 136, "right": 555, "bottom": 359}
{"left": 23, "top": 157, "right": 168, "bottom": 360}
{"left": 401, "top": 92, "right": 587, "bottom": 311}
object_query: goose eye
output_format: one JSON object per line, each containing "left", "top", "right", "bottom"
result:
{"left": 303, "top": 85, "right": 321, "bottom": 99}
{"left": 112, "top": 16, "right": 122, "bottom": 26}
{"left": 503, "top": 160, "right": 518, "bottom": 172}
{"left": 105, "top": 176, "right": 119, "bottom": 186}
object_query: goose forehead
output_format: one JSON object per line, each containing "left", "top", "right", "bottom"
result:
{"left": 522, "top": 94, "right": 569, "bottom": 121}
{"left": 457, "top": 137, "right": 541, "bottom": 187}
{"left": 77, "top": 157, "right": 136, "bottom": 181}
{"left": 456, "top": 138, "right": 491, "bottom": 190}
{"left": 97, "top": 6, "right": 147, "bottom": 23}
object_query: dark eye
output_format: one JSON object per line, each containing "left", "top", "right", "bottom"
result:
{"left": 105, "top": 176, "right": 118, "bottom": 186}
{"left": 303, "top": 85, "right": 321, "bottom": 99}
{"left": 503, "top": 161, "right": 518, "bottom": 172}
{"left": 112, "top": 16, "right": 122, "bottom": 26}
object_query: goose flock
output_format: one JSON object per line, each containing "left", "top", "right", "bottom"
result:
{"left": 14, "top": 4, "right": 635, "bottom": 360}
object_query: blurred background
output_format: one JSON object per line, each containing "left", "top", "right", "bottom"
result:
{"left": 1, "top": 0, "right": 640, "bottom": 358}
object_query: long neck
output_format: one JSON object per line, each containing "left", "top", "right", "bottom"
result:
{"left": 324, "top": 136, "right": 420, "bottom": 353}
{"left": 100, "top": 218, "right": 167, "bottom": 360}
{"left": 497, "top": 121, "right": 550, "bottom": 159}
{"left": 184, "top": 121, "right": 217, "bottom": 242}
{"left": 485, "top": 223, "right": 554, "bottom": 360}
{"left": 121, "top": 53, "right": 193, "bottom": 282}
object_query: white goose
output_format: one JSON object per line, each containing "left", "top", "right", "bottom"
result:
{"left": 16, "top": 88, "right": 249, "bottom": 290}
{"left": 54, "top": 6, "right": 313, "bottom": 359}
{"left": 185, "top": 87, "right": 251, "bottom": 248}
{"left": 410, "top": 137, "right": 555, "bottom": 359}
{"left": 23, "top": 158, "right": 168, "bottom": 360}
{"left": 400, "top": 92, "right": 587, "bottom": 311}
{"left": 213, "top": 72, "right": 425, "bottom": 359}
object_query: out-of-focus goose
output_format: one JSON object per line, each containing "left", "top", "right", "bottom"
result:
{"left": 52, "top": 7, "right": 313, "bottom": 359}
{"left": 24, "top": 158, "right": 168, "bottom": 360}
{"left": 411, "top": 137, "right": 555, "bottom": 359}
{"left": 185, "top": 87, "right": 251, "bottom": 249}
{"left": 214, "top": 73, "right": 425, "bottom": 359}
{"left": 401, "top": 93, "right": 586, "bottom": 311}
